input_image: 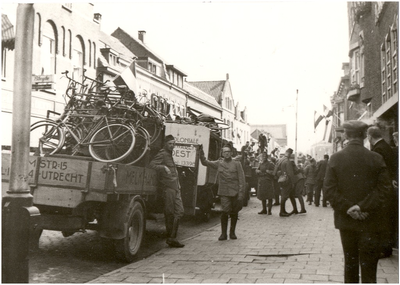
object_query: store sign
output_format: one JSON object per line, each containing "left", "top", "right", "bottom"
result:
{"left": 32, "top": 74, "right": 55, "bottom": 90}
{"left": 172, "top": 144, "right": 196, "bottom": 167}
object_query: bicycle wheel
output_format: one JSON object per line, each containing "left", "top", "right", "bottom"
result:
{"left": 30, "top": 121, "right": 65, "bottom": 155}
{"left": 88, "top": 123, "right": 136, "bottom": 163}
{"left": 120, "top": 126, "right": 150, "bottom": 165}
{"left": 142, "top": 117, "right": 162, "bottom": 145}
{"left": 141, "top": 105, "right": 163, "bottom": 145}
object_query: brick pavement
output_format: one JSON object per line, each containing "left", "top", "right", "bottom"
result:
{"left": 89, "top": 197, "right": 399, "bottom": 283}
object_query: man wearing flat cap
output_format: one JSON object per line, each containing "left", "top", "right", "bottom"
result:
{"left": 149, "top": 134, "right": 185, "bottom": 248}
{"left": 324, "top": 120, "right": 392, "bottom": 283}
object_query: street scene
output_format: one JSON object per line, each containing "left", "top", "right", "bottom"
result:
{"left": 1, "top": 1, "right": 399, "bottom": 284}
{"left": 28, "top": 197, "right": 399, "bottom": 283}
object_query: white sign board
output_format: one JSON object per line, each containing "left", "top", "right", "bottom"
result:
{"left": 165, "top": 123, "right": 210, "bottom": 186}
{"left": 172, "top": 144, "right": 196, "bottom": 167}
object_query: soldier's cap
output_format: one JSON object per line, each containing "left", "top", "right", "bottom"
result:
{"left": 165, "top": 134, "right": 175, "bottom": 142}
{"left": 286, "top": 148, "right": 294, "bottom": 154}
{"left": 342, "top": 120, "right": 368, "bottom": 132}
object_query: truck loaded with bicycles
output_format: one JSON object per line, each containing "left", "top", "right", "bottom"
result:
{"left": 1, "top": 70, "right": 230, "bottom": 262}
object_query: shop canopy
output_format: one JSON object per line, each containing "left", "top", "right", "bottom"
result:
{"left": 2, "top": 14, "right": 15, "bottom": 50}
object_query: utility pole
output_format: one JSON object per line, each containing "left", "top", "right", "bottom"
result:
{"left": 2, "top": 4, "right": 40, "bottom": 283}
{"left": 295, "top": 89, "right": 298, "bottom": 164}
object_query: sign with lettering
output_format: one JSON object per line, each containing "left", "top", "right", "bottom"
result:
{"left": 165, "top": 123, "right": 210, "bottom": 185}
{"left": 143, "top": 168, "right": 158, "bottom": 194}
{"left": 32, "top": 74, "right": 55, "bottom": 90}
{"left": 172, "top": 144, "right": 196, "bottom": 167}
{"left": 37, "top": 157, "right": 88, "bottom": 189}
{"left": 1, "top": 153, "right": 37, "bottom": 185}
{"left": 114, "top": 164, "right": 144, "bottom": 192}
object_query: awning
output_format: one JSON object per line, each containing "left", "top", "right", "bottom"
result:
{"left": 2, "top": 14, "right": 15, "bottom": 50}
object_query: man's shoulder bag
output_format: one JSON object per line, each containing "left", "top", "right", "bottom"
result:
{"left": 278, "top": 172, "right": 290, "bottom": 186}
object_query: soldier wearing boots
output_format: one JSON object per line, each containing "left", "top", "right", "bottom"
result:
{"left": 273, "top": 148, "right": 299, "bottom": 217}
{"left": 199, "top": 145, "right": 245, "bottom": 241}
{"left": 149, "top": 134, "right": 185, "bottom": 248}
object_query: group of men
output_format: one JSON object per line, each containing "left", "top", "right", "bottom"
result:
{"left": 149, "top": 120, "right": 398, "bottom": 283}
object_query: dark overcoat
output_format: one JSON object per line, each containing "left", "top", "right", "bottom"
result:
{"left": 371, "top": 139, "right": 397, "bottom": 181}
{"left": 324, "top": 140, "right": 392, "bottom": 232}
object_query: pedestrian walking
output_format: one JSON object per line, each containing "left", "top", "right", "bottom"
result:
{"left": 241, "top": 141, "right": 250, "bottom": 165}
{"left": 255, "top": 152, "right": 275, "bottom": 215}
{"left": 242, "top": 155, "right": 253, "bottom": 206}
{"left": 149, "top": 134, "right": 185, "bottom": 248}
{"left": 290, "top": 154, "right": 306, "bottom": 214}
{"left": 303, "top": 158, "right": 317, "bottom": 205}
{"left": 273, "top": 148, "right": 299, "bottom": 217}
{"left": 313, "top": 154, "right": 329, "bottom": 207}
{"left": 270, "top": 156, "right": 280, "bottom": 206}
{"left": 367, "top": 126, "right": 398, "bottom": 258}
{"left": 324, "top": 120, "right": 392, "bottom": 283}
{"left": 199, "top": 144, "right": 245, "bottom": 241}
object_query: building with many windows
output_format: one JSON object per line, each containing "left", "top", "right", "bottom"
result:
{"left": 1, "top": 3, "right": 249, "bottom": 150}
{"left": 330, "top": 2, "right": 398, "bottom": 151}
{"left": 187, "top": 75, "right": 250, "bottom": 149}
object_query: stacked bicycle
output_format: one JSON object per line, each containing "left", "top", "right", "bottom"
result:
{"left": 30, "top": 70, "right": 164, "bottom": 164}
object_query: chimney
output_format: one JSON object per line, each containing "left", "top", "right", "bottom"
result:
{"left": 93, "top": 13, "right": 102, "bottom": 24}
{"left": 226, "top": 73, "right": 229, "bottom": 80}
{"left": 138, "top": 31, "right": 146, "bottom": 44}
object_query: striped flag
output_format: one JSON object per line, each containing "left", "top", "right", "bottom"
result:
{"left": 323, "top": 104, "right": 333, "bottom": 118}
{"left": 314, "top": 110, "right": 324, "bottom": 130}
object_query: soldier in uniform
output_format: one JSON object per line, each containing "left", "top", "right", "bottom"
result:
{"left": 200, "top": 145, "right": 245, "bottom": 240}
{"left": 149, "top": 134, "right": 185, "bottom": 248}
{"left": 324, "top": 120, "right": 392, "bottom": 283}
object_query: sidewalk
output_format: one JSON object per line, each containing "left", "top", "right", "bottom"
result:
{"left": 89, "top": 197, "right": 399, "bottom": 283}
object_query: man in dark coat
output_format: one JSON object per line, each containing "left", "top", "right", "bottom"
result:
{"left": 325, "top": 120, "right": 392, "bottom": 283}
{"left": 367, "top": 126, "right": 398, "bottom": 257}
{"left": 149, "top": 134, "right": 185, "bottom": 248}
{"left": 273, "top": 148, "right": 299, "bottom": 217}
{"left": 313, "top": 154, "right": 329, "bottom": 207}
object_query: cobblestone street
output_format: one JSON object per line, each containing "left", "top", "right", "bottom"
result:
{"left": 29, "top": 213, "right": 221, "bottom": 283}
{"left": 89, "top": 197, "right": 399, "bottom": 284}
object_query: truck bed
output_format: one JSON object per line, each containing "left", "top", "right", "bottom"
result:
{"left": 1, "top": 153, "right": 158, "bottom": 208}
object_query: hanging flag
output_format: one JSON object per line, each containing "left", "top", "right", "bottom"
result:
{"left": 314, "top": 110, "right": 324, "bottom": 130}
{"left": 323, "top": 120, "right": 333, "bottom": 143}
{"left": 323, "top": 119, "right": 330, "bottom": 141}
{"left": 323, "top": 104, "right": 333, "bottom": 118}
{"left": 112, "top": 60, "right": 137, "bottom": 95}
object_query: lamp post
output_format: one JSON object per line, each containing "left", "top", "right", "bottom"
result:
{"left": 2, "top": 4, "right": 40, "bottom": 283}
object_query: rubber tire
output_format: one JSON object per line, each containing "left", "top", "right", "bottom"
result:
{"left": 121, "top": 127, "right": 150, "bottom": 165}
{"left": 88, "top": 123, "right": 136, "bottom": 163}
{"left": 115, "top": 201, "right": 145, "bottom": 262}
{"left": 30, "top": 120, "right": 65, "bottom": 155}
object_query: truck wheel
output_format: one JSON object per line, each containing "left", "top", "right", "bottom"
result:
{"left": 115, "top": 201, "right": 145, "bottom": 262}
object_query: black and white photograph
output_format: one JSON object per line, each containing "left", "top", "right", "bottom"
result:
{"left": 1, "top": 1, "right": 398, "bottom": 283}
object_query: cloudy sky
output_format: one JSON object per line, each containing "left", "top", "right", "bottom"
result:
{"left": 93, "top": 1, "right": 349, "bottom": 152}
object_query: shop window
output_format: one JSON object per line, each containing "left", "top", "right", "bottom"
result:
{"left": 92, "top": 42, "right": 96, "bottom": 68}
{"left": 61, "top": 26, "right": 66, "bottom": 56}
{"left": 351, "top": 50, "right": 360, "bottom": 85}
{"left": 72, "top": 36, "right": 84, "bottom": 80}
{"left": 41, "top": 21, "right": 57, "bottom": 75}
{"left": 88, "top": 40, "right": 91, "bottom": 67}
{"left": 1, "top": 47, "right": 7, "bottom": 79}
{"left": 36, "top": 13, "right": 42, "bottom": 46}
